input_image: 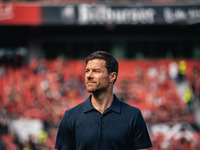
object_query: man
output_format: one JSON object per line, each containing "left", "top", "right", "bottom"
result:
{"left": 55, "top": 51, "right": 152, "bottom": 150}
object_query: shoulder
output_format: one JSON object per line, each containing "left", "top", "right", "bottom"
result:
{"left": 120, "top": 100, "right": 141, "bottom": 114}
{"left": 118, "top": 100, "right": 144, "bottom": 122}
{"left": 114, "top": 95, "right": 141, "bottom": 114}
{"left": 63, "top": 101, "right": 85, "bottom": 120}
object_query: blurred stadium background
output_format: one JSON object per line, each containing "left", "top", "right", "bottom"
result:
{"left": 0, "top": 0, "right": 200, "bottom": 150}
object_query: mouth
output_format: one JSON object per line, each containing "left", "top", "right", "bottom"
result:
{"left": 86, "top": 82, "right": 96, "bottom": 85}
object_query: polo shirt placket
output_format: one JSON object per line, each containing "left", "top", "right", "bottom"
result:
{"left": 83, "top": 96, "right": 120, "bottom": 150}
{"left": 99, "top": 109, "right": 112, "bottom": 149}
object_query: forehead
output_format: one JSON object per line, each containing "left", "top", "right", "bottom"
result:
{"left": 86, "top": 59, "right": 106, "bottom": 68}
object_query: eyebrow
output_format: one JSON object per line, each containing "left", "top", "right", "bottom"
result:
{"left": 85, "top": 68, "right": 102, "bottom": 71}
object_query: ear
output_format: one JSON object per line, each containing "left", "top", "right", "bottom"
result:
{"left": 109, "top": 72, "right": 117, "bottom": 83}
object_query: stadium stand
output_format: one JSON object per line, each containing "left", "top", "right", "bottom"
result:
{"left": 0, "top": 58, "right": 200, "bottom": 149}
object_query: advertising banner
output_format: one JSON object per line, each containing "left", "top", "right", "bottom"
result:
{"left": 0, "top": 3, "right": 41, "bottom": 25}
{"left": 1, "top": 3, "right": 200, "bottom": 25}
{"left": 42, "top": 4, "right": 200, "bottom": 25}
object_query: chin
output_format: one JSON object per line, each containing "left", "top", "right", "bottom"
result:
{"left": 87, "top": 88, "right": 105, "bottom": 94}
{"left": 87, "top": 88, "right": 101, "bottom": 94}
{"left": 86, "top": 88, "right": 96, "bottom": 93}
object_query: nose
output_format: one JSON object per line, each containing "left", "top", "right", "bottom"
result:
{"left": 85, "top": 70, "right": 93, "bottom": 79}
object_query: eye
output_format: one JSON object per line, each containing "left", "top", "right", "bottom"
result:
{"left": 94, "top": 69, "right": 101, "bottom": 73}
{"left": 85, "top": 69, "right": 89, "bottom": 73}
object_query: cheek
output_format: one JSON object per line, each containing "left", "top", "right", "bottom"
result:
{"left": 100, "top": 76, "right": 110, "bottom": 85}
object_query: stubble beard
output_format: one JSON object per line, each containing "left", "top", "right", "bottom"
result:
{"left": 86, "top": 84, "right": 108, "bottom": 95}
{"left": 85, "top": 76, "right": 110, "bottom": 95}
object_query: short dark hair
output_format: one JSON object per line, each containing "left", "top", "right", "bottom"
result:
{"left": 85, "top": 51, "right": 118, "bottom": 83}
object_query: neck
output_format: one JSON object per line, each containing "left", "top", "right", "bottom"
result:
{"left": 91, "top": 91, "right": 114, "bottom": 114}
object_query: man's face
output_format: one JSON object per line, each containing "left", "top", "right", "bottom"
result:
{"left": 85, "top": 59, "right": 110, "bottom": 93}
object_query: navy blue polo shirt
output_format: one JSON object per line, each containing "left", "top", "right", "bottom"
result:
{"left": 55, "top": 95, "right": 152, "bottom": 150}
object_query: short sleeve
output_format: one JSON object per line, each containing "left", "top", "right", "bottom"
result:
{"left": 55, "top": 111, "right": 74, "bottom": 150}
{"left": 132, "top": 110, "right": 152, "bottom": 149}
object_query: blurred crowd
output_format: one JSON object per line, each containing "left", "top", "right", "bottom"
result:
{"left": 116, "top": 60, "right": 200, "bottom": 123}
{"left": 0, "top": 57, "right": 200, "bottom": 150}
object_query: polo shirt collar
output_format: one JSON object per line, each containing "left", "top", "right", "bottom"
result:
{"left": 83, "top": 95, "right": 95, "bottom": 113}
{"left": 110, "top": 95, "right": 121, "bottom": 114}
{"left": 83, "top": 94, "right": 121, "bottom": 114}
